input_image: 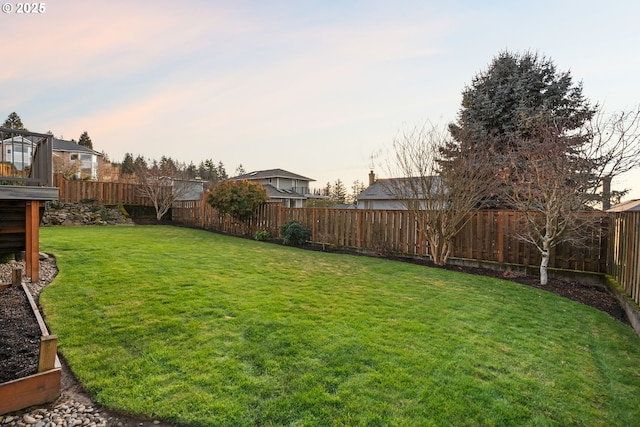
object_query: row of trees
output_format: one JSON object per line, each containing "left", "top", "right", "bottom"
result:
{"left": 386, "top": 50, "right": 640, "bottom": 284}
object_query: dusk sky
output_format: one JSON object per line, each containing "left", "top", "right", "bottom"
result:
{"left": 2, "top": 0, "right": 639, "bottom": 199}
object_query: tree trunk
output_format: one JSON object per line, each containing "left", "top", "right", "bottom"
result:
{"left": 540, "top": 251, "right": 549, "bottom": 285}
{"left": 540, "top": 237, "right": 551, "bottom": 285}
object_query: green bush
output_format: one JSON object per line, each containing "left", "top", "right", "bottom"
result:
{"left": 280, "top": 220, "right": 311, "bottom": 246}
{"left": 0, "top": 252, "right": 15, "bottom": 263}
{"left": 253, "top": 229, "right": 270, "bottom": 241}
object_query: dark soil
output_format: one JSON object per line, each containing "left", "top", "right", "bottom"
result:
{"left": 0, "top": 285, "right": 40, "bottom": 383}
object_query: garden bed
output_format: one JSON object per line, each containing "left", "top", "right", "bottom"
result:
{"left": 0, "top": 268, "right": 61, "bottom": 415}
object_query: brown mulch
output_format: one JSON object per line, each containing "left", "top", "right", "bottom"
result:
{"left": 0, "top": 285, "right": 41, "bottom": 383}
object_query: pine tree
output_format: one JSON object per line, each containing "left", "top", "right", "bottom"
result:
{"left": 78, "top": 131, "right": 93, "bottom": 149}
{"left": 331, "top": 179, "right": 347, "bottom": 203}
{"left": 121, "top": 153, "right": 135, "bottom": 175}
{"left": 2, "top": 112, "right": 26, "bottom": 130}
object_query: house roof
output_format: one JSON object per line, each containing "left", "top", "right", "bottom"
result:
{"left": 52, "top": 138, "right": 101, "bottom": 155}
{"left": 607, "top": 199, "right": 640, "bottom": 212}
{"left": 262, "top": 183, "right": 306, "bottom": 200}
{"left": 357, "top": 176, "right": 441, "bottom": 200}
{"left": 232, "top": 168, "right": 314, "bottom": 182}
{"left": 1, "top": 135, "right": 101, "bottom": 156}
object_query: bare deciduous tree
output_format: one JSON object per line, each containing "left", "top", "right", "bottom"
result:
{"left": 53, "top": 154, "right": 81, "bottom": 180}
{"left": 385, "top": 123, "right": 494, "bottom": 265}
{"left": 584, "top": 106, "right": 640, "bottom": 209}
{"left": 501, "top": 120, "right": 603, "bottom": 285}
{"left": 134, "top": 160, "right": 194, "bottom": 221}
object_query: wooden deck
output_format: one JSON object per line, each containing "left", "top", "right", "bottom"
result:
{"left": 1, "top": 128, "right": 59, "bottom": 281}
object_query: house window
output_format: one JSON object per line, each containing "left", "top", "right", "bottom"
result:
{"left": 71, "top": 154, "right": 78, "bottom": 160}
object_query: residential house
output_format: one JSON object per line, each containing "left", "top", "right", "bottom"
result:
{"left": 356, "top": 171, "right": 442, "bottom": 210}
{"left": 1, "top": 134, "right": 103, "bottom": 180}
{"left": 607, "top": 199, "right": 640, "bottom": 212}
{"left": 52, "top": 138, "right": 102, "bottom": 180}
{"left": 231, "top": 168, "right": 314, "bottom": 208}
{"left": 167, "top": 177, "right": 205, "bottom": 201}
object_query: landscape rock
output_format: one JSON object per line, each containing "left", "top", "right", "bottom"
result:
{"left": 42, "top": 202, "right": 133, "bottom": 227}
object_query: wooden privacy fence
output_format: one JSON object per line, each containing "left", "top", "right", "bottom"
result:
{"left": 172, "top": 200, "right": 608, "bottom": 273}
{"left": 608, "top": 212, "right": 640, "bottom": 306}
{"left": 55, "top": 175, "right": 152, "bottom": 205}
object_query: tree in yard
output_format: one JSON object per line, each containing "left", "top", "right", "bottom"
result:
{"left": 385, "top": 122, "right": 494, "bottom": 266}
{"left": 53, "top": 154, "right": 81, "bottom": 180}
{"left": 323, "top": 182, "right": 331, "bottom": 197}
{"left": 78, "top": 131, "right": 93, "bottom": 149}
{"left": 585, "top": 107, "right": 640, "bottom": 209}
{"left": 443, "top": 50, "right": 596, "bottom": 206}
{"left": 217, "top": 162, "right": 228, "bottom": 180}
{"left": 499, "top": 120, "right": 601, "bottom": 285}
{"left": 121, "top": 153, "right": 135, "bottom": 175}
{"left": 499, "top": 109, "right": 640, "bottom": 284}
{"left": 207, "top": 179, "right": 268, "bottom": 223}
{"left": 348, "top": 180, "right": 367, "bottom": 204}
{"left": 2, "top": 112, "right": 26, "bottom": 130}
{"left": 330, "top": 179, "right": 347, "bottom": 204}
{"left": 133, "top": 158, "right": 193, "bottom": 221}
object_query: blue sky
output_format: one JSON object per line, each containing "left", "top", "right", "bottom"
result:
{"left": 2, "top": 0, "right": 639, "bottom": 198}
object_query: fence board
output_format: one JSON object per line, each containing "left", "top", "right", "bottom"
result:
{"left": 609, "top": 212, "right": 640, "bottom": 306}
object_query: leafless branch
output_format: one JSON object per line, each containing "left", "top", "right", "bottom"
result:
{"left": 384, "top": 122, "right": 494, "bottom": 265}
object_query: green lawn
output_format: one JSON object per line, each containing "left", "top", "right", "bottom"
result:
{"left": 39, "top": 226, "right": 640, "bottom": 426}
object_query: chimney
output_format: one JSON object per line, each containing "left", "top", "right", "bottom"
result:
{"left": 368, "top": 170, "right": 375, "bottom": 186}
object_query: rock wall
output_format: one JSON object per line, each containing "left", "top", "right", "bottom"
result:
{"left": 42, "top": 201, "right": 134, "bottom": 226}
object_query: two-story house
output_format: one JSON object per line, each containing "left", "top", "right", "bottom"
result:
{"left": 231, "top": 168, "right": 314, "bottom": 208}
{"left": 1, "top": 134, "right": 102, "bottom": 180}
{"left": 52, "top": 138, "right": 102, "bottom": 180}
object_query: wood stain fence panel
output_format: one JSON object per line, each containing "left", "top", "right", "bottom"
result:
{"left": 174, "top": 203, "right": 610, "bottom": 274}
{"left": 56, "top": 176, "right": 151, "bottom": 205}
{"left": 608, "top": 212, "right": 640, "bottom": 306}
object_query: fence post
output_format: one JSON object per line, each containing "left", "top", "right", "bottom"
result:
{"left": 497, "top": 211, "right": 505, "bottom": 263}
{"left": 11, "top": 268, "right": 21, "bottom": 287}
{"left": 37, "top": 335, "right": 58, "bottom": 372}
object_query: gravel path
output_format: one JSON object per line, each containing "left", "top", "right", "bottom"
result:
{"left": 0, "top": 257, "right": 176, "bottom": 427}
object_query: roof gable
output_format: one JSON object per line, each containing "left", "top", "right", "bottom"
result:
{"left": 52, "top": 138, "right": 100, "bottom": 155}
{"left": 358, "top": 176, "right": 441, "bottom": 200}
{"left": 607, "top": 199, "right": 640, "bottom": 212}
{"left": 232, "top": 168, "right": 314, "bottom": 182}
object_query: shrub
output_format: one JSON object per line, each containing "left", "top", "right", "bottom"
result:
{"left": 207, "top": 180, "right": 268, "bottom": 222}
{"left": 254, "top": 229, "right": 270, "bottom": 241}
{"left": 280, "top": 220, "right": 311, "bottom": 246}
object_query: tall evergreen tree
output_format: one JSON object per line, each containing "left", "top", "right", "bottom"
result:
{"left": 217, "top": 162, "right": 227, "bottom": 180}
{"left": 443, "top": 51, "right": 597, "bottom": 207}
{"left": 2, "top": 112, "right": 26, "bottom": 130}
{"left": 121, "top": 153, "right": 135, "bottom": 175}
{"left": 331, "top": 179, "right": 347, "bottom": 203}
{"left": 447, "top": 50, "right": 595, "bottom": 154}
{"left": 78, "top": 131, "right": 93, "bottom": 149}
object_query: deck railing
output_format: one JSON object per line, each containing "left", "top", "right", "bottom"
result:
{"left": 0, "top": 127, "right": 54, "bottom": 187}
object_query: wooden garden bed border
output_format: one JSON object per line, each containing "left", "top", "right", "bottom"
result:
{"left": 0, "top": 275, "right": 61, "bottom": 415}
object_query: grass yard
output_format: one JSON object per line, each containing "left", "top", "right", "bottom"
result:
{"left": 39, "top": 226, "right": 640, "bottom": 426}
